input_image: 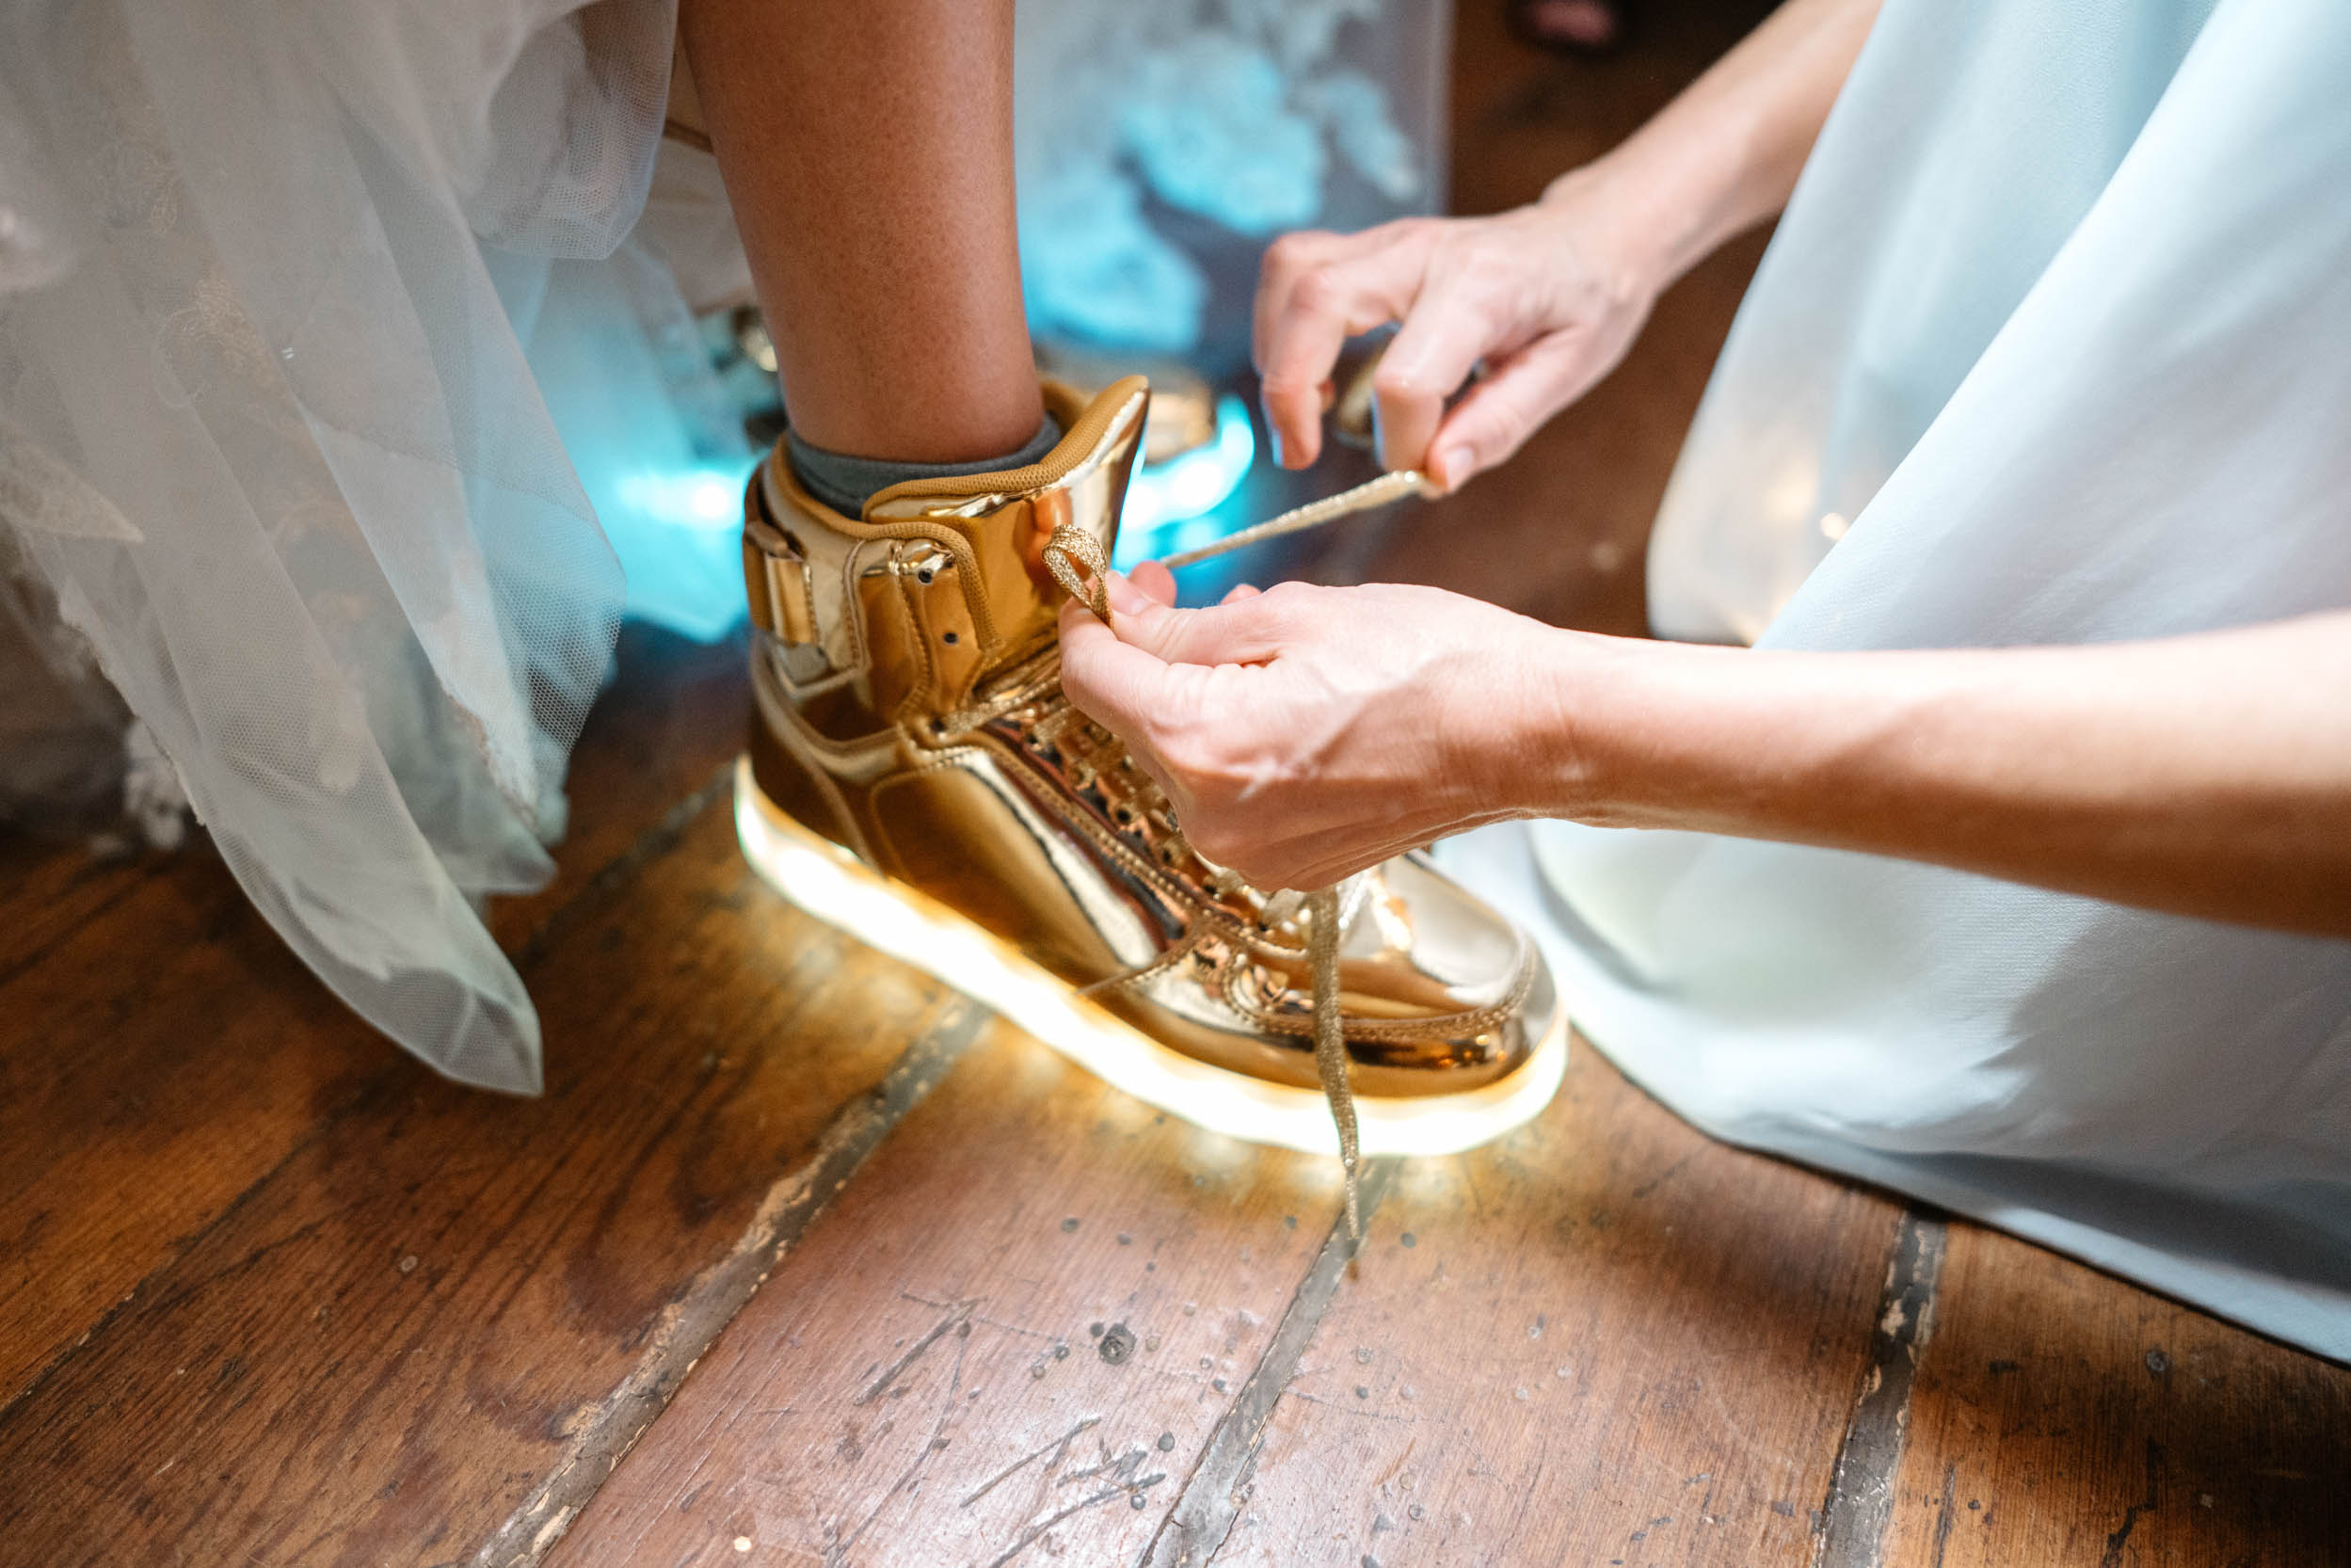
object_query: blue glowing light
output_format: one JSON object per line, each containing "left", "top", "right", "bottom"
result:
{"left": 612, "top": 466, "right": 753, "bottom": 532}
{"left": 592, "top": 456, "right": 759, "bottom": 643}
{"left": 1114, "top": 395, "right": 1257, "bottom": 569}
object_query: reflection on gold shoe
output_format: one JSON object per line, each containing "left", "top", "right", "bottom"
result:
{"left": 736, "top": 376, "right": 1566, "bottom": 1157}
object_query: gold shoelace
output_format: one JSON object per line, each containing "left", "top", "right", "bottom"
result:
{"left": 1044, "top": 469, "right": 1433, "bottom": 1239}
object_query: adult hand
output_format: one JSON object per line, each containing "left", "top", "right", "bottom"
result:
{"left": 1058, "top": 564, "right": 1574, "bottom": 890}
{"left": 1254, "top": 171, "right": 1661, "bottom": 491}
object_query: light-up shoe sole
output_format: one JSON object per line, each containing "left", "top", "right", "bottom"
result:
{"left": 735, "top": 757, "right": 1568, "bottom": 1158}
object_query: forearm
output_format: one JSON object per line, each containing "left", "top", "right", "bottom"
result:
{"left": 1523, "top": 614, "right": 2351, "bottom": 935}
{"left": 1558, "top": 0, "right": 1880, "bottom": 291}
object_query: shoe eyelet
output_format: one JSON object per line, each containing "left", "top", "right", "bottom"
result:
{"left": 917, "top": 568, "right": 936, "bottom": 584}
{"left": 942, "top": 630, "right": 959, "bottom": 645}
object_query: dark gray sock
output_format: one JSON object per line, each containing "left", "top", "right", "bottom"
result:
{"left": 786, "top": 414, "right": 1062, "bottom": 518}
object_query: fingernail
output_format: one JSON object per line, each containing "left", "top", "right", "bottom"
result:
{"left": 1431, "top": 447, "right": 1469, "bottom": 490}
{"left": 1104, "top": 570, "right": 1151, "bottom": 615}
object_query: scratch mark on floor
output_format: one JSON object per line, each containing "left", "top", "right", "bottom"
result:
{"left": 1281, "top": 1388, "right": 1415, "bottom": 1425}
{"left": 1139, "top": 1160, "right": 1400, "bottom": 1568}
{"left": 1626, "top": 1152, "right": 1693, "bottom": 1202}
{"left": 827, "top": 1325, "right": 971, "bottom": 1566}
{"left": 2099, "top": 1440, "right": 2164, "bottom": 1568}
{"left": 899, "top": 1291, "right": 1071, "bottom": 1351}
{"left": 975, "top": 1484, "right": 1134, "bottom": 1568}
{"left": 855, "top": 1299, "right": 977, "bottom": 1406}
{"left": 962, "top": 1417, "right": 1100, "bottom": 1509}
{"left": 1367, "top": 1438, "right": 1418, "bottom": 1496}
{"left": 1929, "top": 1464, "right": 1956, "bottom": 1568}
{"left": 1059, "top": 1446, "right": 1147, "bottom": 1487}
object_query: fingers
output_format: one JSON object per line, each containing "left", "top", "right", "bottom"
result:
{"left": 1255, "top": 225, "right": 1430, "bottom": 471}
{"left": 1267, "top": 806, "right": 1525, "bottom": 891}
{"left": 1057, "top": 599, "right": 1178, "bottom": 743}
{"left": 1128, "top": 558, "right": 1178, "bottom": 607}
{"left": 1120, "top": 563, "right": 1254, "bottom": 611}
{"left": 1194, "top": 810, "right": 1431, "bottom": 893}
{"left": 1253, "top": 229, "right": 1357, "bottom": 388}
{"left": 1369, "top": 283, "right": 1503, "bottom": 475}
{"left": 1426, "top": 333, "right": 1600, "bottom": 489}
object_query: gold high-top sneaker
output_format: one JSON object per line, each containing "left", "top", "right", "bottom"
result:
{"left": 733, "top": 377, "right": 1566, "bottom": 1157}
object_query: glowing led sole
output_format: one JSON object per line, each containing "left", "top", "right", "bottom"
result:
{"left": 734, "top": 757, "right": 1568, "bottom": 1157}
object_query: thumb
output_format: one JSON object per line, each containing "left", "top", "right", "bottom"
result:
{"left": 1425, "top": 333, "right": 1596, "bottom": 490}
{"left": 1058, "top": 596, "right": 1176, "bottom": 740}
{"left": 1103, "top": 572, "right": 1287, "bottom": 667}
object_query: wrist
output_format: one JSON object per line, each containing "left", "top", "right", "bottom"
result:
{"left": 1526, "top": 624, "right": 1642, "bottom": 822}
{"left": 1454, "top": 617, "right": 1638, "bottom": 824}
{"left": 1544, "top": 64, "right": 1794, "bottom": 296}
{"left": 1535, "top": 160, "right": 1676, "bottom": 315}
{"left": 1508, "top": 628, "right": 1777, "bottom": 832}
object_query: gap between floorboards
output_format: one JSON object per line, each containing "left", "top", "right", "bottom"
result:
{"left": 1812, "top": 1207, "right": 1949, "bottom": 1568}
{"left": 474, "top": 999, "right": 993, "bottom": 1568}
{"left": 0, "top": 763, "right": 741, "bottom": 1431}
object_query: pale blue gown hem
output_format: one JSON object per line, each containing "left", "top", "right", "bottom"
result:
{"left": 1440, "top": 822, "right": 2351, "bottom": 1365}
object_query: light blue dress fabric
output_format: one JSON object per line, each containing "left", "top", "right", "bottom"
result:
{"left": 1446, "top": 0, "right": 2351, "bottom": 1359}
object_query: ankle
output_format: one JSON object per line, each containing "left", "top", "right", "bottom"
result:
{"left": 786, "top": 414, "right": 1062, "bottom": 517}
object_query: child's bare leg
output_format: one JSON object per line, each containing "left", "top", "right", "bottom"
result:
{"left": 678, "top": 0, "right": 1041, "bottom": 466}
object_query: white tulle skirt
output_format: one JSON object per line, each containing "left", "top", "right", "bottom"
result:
{"left": 0, "top": 0, "right": 1444, "bottom": 1091}
{"left": 1447, "top": 0, "right": 2351, "bottom": 1359}
{"left": 0, "top": 0, "right": 682, "bottom": 1090}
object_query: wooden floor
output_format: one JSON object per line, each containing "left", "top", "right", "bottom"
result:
{"left": 6, "top": 5, "right": 2350, "bottom": 1566}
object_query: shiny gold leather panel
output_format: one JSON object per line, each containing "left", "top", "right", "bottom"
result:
{"left": 741, "top": 378, "right": 1556, "bottom": 1099}
{"left": 868, "top": 757, "right": 1160, "bottom": 984}
{"left": 869, "top": 377, "right": 1143, "bottom": 682}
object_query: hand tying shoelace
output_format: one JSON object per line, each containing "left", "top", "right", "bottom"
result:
{"left": 1044, "top": 469, "right": 1434, "bottom": 1239}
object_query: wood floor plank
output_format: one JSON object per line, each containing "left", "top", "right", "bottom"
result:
{"left": 0, "top": 835, "right": 163, "bottom": 987}
{"left": 545, "top": 1027, "right": 1354, "bottom": 1568}
{"left": 0, "top": 797, "right": 962, "bottom": 1566}
{"left": 1191, "top": 1042, "right": 1901, "bottom": 1568}
{"left": 1877, "top": 1219, "right": 2351, "bottom": 1568}
{"left": 0, "top": 849, "right": 369, "bottom": 1405}
{"left": 0, "top": 625, "right": 748, "bottom": 1409}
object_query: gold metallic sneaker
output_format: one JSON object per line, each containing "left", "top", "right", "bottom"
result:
{"left": 733, "top": 376, "right": 1566, "bottom": 1160}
